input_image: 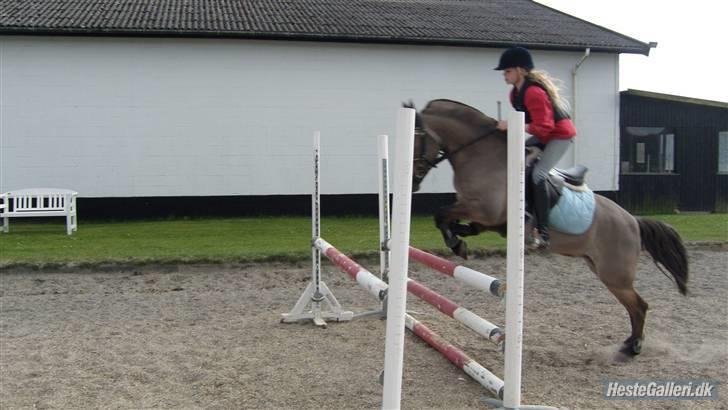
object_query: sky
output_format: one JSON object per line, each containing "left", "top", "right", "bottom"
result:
{"left": 535, "top": 0, "right": 728, "bottom": 103}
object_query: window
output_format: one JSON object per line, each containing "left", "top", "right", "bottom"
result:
{"left": 621, "top": 127, "right": 676, "bottom": 174}
{"left": 719, "top": 131, "right": 728, "bottom": 174}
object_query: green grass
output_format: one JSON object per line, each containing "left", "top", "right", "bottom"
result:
{"left": 640, "top": 214, "right": 728, "bottom": 242}
{"left": 0, "top": 214, "right": 725, "bottom": 267}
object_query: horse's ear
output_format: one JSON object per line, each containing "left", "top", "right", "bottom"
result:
{"left": 402, "top": 99, "right": 416, "bottom": 110}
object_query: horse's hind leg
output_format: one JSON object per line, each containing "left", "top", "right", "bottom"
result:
{"left": 607, "top": 286, "right": 649, "bottom": 357}
{"left": 584, "top": 254, "right": 647, "bottom": 357}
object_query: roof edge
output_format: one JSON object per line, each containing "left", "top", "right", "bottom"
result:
{"left": 0, "top": 27, "right": 649, "bottom": 54}
{"left": 621, "top": 89, "right": 728, "bottom": 108}
{"left": 531, "top": 1, "right": 653, "bottom": 56}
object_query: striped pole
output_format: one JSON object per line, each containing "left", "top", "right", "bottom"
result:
{"left": 310, "top": 131, "right": 324, "bottom": 324}
{"left": 315, "top": 238, "right": 503, "bottom": 346}
{"left": 315, "top": 238, "right": 388, "bottom": 301}
{"left": 314, "top": 237, "right": 504, "bottom": 399}
{"left": 405, "top": 314, "right": 504, "bottom": 399}
{"left": 378, "top": 134, "right": 391, "bottom": 283}
{"left": 409, "top": 246, "right": 504, "bottom": 298}
{"left": 406, "top": 279, "right": 503, "bottom": 346}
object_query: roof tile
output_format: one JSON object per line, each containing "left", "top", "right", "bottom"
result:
{"left": 0, "top": 0, "right": 650, "bottom": 54}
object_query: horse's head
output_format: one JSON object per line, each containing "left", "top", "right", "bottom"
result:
{"left": 412, "top": 113, "right": 444, "bottom": 193}
{"left": 406, "top": 99, "right": 504, "bottom": 192}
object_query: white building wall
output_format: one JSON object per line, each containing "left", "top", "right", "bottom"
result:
{"left": 0, "top": 36, "right": 619, "bottom": 197}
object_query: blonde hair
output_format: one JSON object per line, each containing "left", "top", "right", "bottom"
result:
{"left": 523, "top": 69, "right": 571, "bottom": 115}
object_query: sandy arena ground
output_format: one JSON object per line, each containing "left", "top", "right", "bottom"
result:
{"left": 1, "top": 245, "right": 726, "bottom": 409}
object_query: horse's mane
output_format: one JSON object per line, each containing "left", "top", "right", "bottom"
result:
{"left": 420, "top": 99, "right": 500, "bottom": 140}
{"left": 423, "top": 99, "right": 497, "bottom": 123}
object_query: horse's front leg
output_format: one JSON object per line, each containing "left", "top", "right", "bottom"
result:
{"left": 435, "top": 204, "right": 471, "bottom": 259}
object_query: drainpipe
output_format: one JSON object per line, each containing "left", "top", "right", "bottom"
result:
{"left": 571, "top": 48, "right": 591, "bottom": 165}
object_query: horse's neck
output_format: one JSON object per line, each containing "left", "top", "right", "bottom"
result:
{"left": 431, "top": 116, "right": 505, "bottom": 166}
{"left": 430, "top": 116, "right": 479, "bottom": 151}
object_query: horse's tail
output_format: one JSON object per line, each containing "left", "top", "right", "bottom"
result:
{"left": 637, "top": 218, "right": 689, "bottom": 295}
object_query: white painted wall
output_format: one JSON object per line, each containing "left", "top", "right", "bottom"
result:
{"left": 0, "top": 36, "right": 619, "bottom": 197}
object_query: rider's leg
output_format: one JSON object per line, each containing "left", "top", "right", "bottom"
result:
{"left": 531, "top": 138, "right": 573, "bottom": 245}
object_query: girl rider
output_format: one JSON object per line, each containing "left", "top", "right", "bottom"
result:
{"left": 494, "top": 46, "right": 577, "bottom": 247}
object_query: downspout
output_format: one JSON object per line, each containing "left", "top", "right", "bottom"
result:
{"left": 571, "top": 48, "right": 591, "bottom": 165}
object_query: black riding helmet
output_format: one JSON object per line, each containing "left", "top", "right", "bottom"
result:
{"left": 494, "top": 46, "right": 534, "bottom": 71}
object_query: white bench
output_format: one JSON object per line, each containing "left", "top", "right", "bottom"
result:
{"left": 1, "top": 188, "right": 78, "bottom": 235}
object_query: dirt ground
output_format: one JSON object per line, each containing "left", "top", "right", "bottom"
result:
{"left": 1, "top": 245, "right": 726, "bottom": 409}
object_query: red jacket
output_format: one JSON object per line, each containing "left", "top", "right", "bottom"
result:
{"left": 510, "top": 83, "right": 576, "bottom": 144}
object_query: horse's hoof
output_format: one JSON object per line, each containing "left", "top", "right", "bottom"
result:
{"left": 612, "top": 351, "right": 633, "bottom": 363}
{"left": 618, "top": 336, "right": 642, "bottom": 357}
{"left": 452, "top": 240, "right": 468, "bottom": 259}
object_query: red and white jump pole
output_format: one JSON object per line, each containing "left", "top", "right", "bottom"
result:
{"left": 313, "top": 237, "right": 505, "bottom": 399}
{"left": 408, "top": 246, "right": 505, "bottom": 298}
{"left": 404, "top": 314, "right": 504, "bottom": 398}
{"left": 405, "top": 279, "right": 503, "bottom": 346}
{"left": 314, "top": 237, "right": 504, "bottom": 347}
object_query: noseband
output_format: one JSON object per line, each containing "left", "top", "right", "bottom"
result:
{"left": 413, "top": 127, "right": 448, "bottom": 186}
{"left": 415, "top": 128, "right": 448, "bottom": 168}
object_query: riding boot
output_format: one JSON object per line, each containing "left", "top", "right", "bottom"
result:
{"left": 533, "top": 179, "right": 551, "bottom": 248}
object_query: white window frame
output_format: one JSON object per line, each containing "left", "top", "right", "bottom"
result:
{"left": 719, "top": 131, "right": 728, "bottom": 174}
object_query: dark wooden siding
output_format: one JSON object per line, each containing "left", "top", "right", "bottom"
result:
{"left": 716, "top": 175, "right": 728, "bottom": 212}
{"left": 616, "top": 175, "right": 680, "bottom": 214}
{"left": 619, "top": 93, "right": 728, "bottom": 213}
{"left": 71, "top": 193, "right": 458, "bottom": 219}
{"left": 674, "top": 126, "right": 718, "bottom": 211}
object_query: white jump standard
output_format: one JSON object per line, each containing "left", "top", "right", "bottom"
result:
{"left": 280, "top": 132, "right": 353, "bottom": 327}
{"left": 384, "top": 110, "right": 557, "bottom": 410}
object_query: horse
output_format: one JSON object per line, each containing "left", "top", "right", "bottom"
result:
{"left": 406, "top": 99, "right": 688, "bottom": 358}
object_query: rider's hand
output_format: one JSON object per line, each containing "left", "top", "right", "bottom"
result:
{"left": 497, "top": 120, "right": 508, "bottom": 131}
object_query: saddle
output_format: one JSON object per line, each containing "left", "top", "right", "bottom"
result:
{"left": 551, "top": 164, "right": 589, "bottom": 190}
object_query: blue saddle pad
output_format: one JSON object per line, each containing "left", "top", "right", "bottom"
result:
{"left": 548, "top": 188, "right": 595, "bottom": 235}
